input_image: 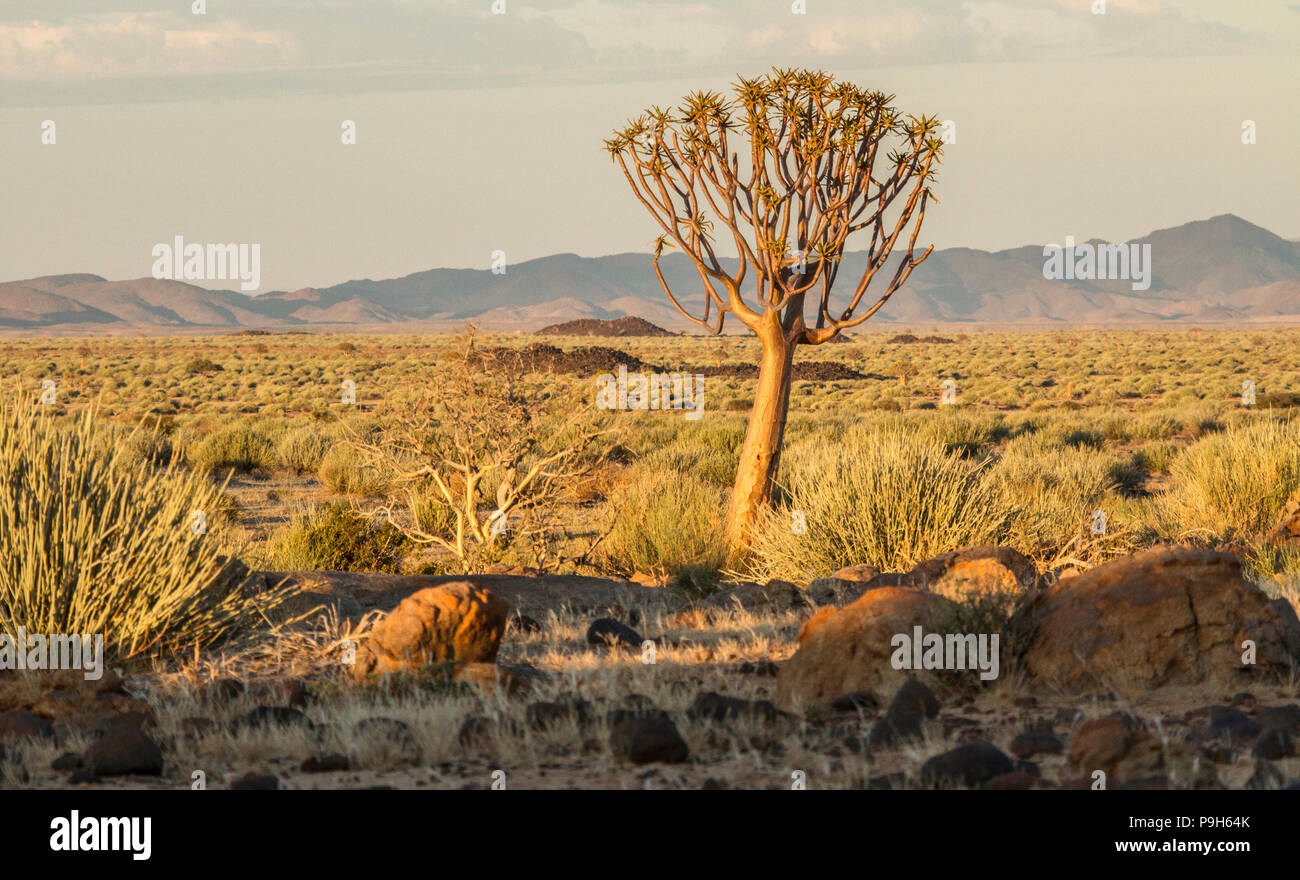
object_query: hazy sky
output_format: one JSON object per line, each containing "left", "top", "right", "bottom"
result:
{"left": 1, "top": 0, "right": 1297, "bottom": 291}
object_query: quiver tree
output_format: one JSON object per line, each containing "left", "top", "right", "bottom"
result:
{"left": 605, "top": 67, "right": 943, "bottom": 554}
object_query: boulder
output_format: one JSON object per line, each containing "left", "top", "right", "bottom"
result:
{"left": 1012, "top": 548, "right": 1300, "bottom": 691}
{"left": 807, "top": 548, "right": 1036, "bottom": 607}
{"left": 349, "top": 582, "right": 508, "bottom": 680}
{"left": 906, "top": 546, "right": 1038, "bottom": 602}
{"left": 1068, "top": 714, "right": 1218, "bottom": 789}
{"left": 775, "top": 587, "right": 961, "bottom": 710}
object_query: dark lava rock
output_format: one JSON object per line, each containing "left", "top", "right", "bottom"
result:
{"left": 868, "top": 710, "right": 925, "bottom": 747}
{"left": 737, "top": 661, "right": 779, "bottom": 677}
{"left": 586, "top": 618, "right": 643, "bottom": 649}
{"left": 229, "top": 773, "right": 280, "bottom": 790}
{"left": 866, "top": 772, "right": 908, "bottom": 790}
{"left": 888, "top": 679, "right": 940, "bottom": 718}
{"left": 301, "top": 753, "right": 350, "bottom": 773}
{"left": 239, "top": 706, "right": 315, "bottom": 731}
{"left": 1257, "top": 705, "right": 1300, "bottom": 731}
{"left": 827, "top": 691, "right": 879, "bottom": 713}
{"left": 51, "top": 752, "right": 83, "bottom": 771}
{"left": 988, "top": 771, "right": 1038, "bottom": 790}
{"left": 201, "top": 677, "right": 246, "bottom": 703}
{"left": 1207, "top": 706, "right": 1261, "bottom": 741}
{"left": 609, "top": 717, "right": 689, "bottom": 764}
{"left": 688, "top": 692, "right": 784, "bottom": 725}
{"left": 606, "top": 707, "right": 670, "bottom": 727}
{"left": 457, "top": 716, "right": 495, "bottom": 750}
{"left": 526, "top": 699, "right": 594, "bottom": 730}
{"left": 1115, "top": 776, "right": 1170, "bottom": 791}
{"left": 357, "top": 717, "right": 420, "bottom": 760}
{"left": 921, "top": 741, "right": 1015, "bottom": 789}
{"left": 1009, "top": 731, "right": 1065, "bottom": 759}
{"left": 86, "top": 726, "right": 164, "bottom": 776}
{"left": 1252, "top": 727, "right": 1296, "bottom": 760}
{"left": 511, "top": 614, "right": 543, "bottom": 635}
{"left": 0, "top": 710, "right": 55, "bottom": 744}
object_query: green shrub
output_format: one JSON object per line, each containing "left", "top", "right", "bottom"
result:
{"left": 987, "top": 433, "right": 1119, "bottom": 559}
{"left": 599, "top": 467, "right": 727, "bottom": 577}
{"left": 318, "top": 443, "right": 390, "bottom": 495}
{"left": 277, "top": 424, "right": 331, "bottom": 473}
{"left": 746, "top": 428, "right": 1005, "bottom": 581}
{"left": 184, "top": 356, "right": 223, "bottom": 373}
{"left": 262, "top": 502, "right": 410, "bottom": 572}
{"left": 188, "top": 423, "right": 277, "bottom": 473}
{"left": 0, "top": 398, "right": 286, "bottom": 660}
{"left": 1148, "top": 419, "right": 1300, "bottom": 541}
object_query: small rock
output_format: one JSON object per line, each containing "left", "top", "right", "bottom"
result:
{"left": 921, "top": 740, "right": 1015, "bottom": 788}
{"left": 510, "top": 614, "right": 542, "bottom": 635}
{"left": 609, "top": 717, "right": 689, "bottom": 764}
{"left": 201, "top": 677, "right": 246, "bottom": 703}
{"left": 866, "top": 772, "right": 908, "bottom": 790}
{"left": 688, "top": 692, "right": 784, "bottom": 725}
{"left": 1252, "top": 727, "right": 1295, "bottom": 760}
{"left": 229, "top": 773, "right": 280, "bottom": 790}
{"left": 0, "top": 710, "right": 55, "bottom": 744}
{"left": 526, "top": 700, "right": 593, "bottom": 731}
{"left": 51, "top": 752, "right": 83, "bottom": 771}
{"left": 239, "top": 706, "right": 314, "bottom": 731}
{"left": 988, "top": 770, "right": 1038, "bottom": 790}
{"left": 86, "top": 726, "right": 164, "bottom": 776}
{"left": 586, "top": 617, "right": 643, "bottom": 649}
{"left": 1009, "top": 731, "right": 1064, "bottom": 759}
{"left": 357, "top": 717, "right": 420, "bottom": 761}
{"left": 301, "top": 753, "right": 350, "bottom": 773}
{"left": 827, "top": 691, "right": 879, "bottom": 713}
{"left": 457, "top": 716, "right": 496, "bottom": 750}
{"left": 888, "top": 679, "right": 940, "bottom": 718}
{"left": 1207, "top": 706, "right": 1261, "bottom": 742}
{"left": 868, "top": 710, "right": 925, "bottom": 747}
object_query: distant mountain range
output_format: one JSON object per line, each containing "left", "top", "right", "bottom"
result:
{"left": 4, "top": 214, "right": 1299, "bottom": 336}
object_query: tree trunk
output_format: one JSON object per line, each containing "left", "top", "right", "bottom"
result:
{"left": 724, "top": 316, "right": 797, "bottom": 557}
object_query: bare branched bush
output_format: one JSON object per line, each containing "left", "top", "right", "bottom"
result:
{"left": 350, "top": 333, "right": 613, "bottom": 572}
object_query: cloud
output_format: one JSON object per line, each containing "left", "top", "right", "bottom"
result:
{"left": 0, "top": 12, "right": 296, "bottom": 78}
{"left": 0, "top": 0, "right": 1267, "bottom": 104}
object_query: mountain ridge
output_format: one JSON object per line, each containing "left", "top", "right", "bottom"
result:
{"left": 4, "top": 214, "right": 1299, "bottom": 335}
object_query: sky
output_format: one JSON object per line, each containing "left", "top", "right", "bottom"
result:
{"left": 1, "top": 0, "right": 1297, "bottom": 291}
